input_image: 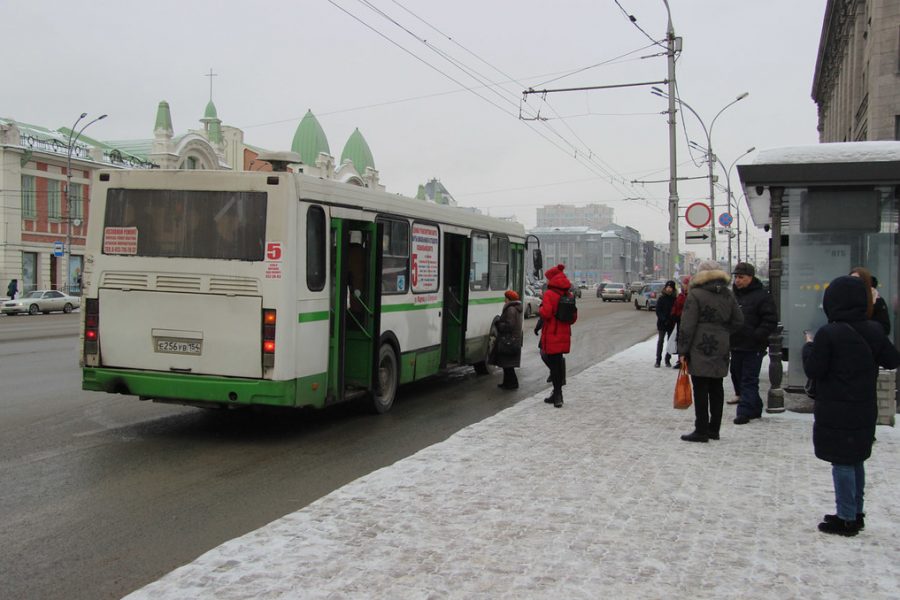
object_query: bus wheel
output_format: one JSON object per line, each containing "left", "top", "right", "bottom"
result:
{"left": 371, "top": 344, "right": 398, "bottom": 414}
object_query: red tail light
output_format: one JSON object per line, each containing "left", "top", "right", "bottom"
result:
{"left": 84, "top": 298, "right": 99, "bottom": 356}
{"left": 262, "top": 309, "right": 276, "bottom": 368}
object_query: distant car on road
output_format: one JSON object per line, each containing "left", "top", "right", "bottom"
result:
{"left": 600, "top": 282, "right": 631, "bottom": 302}
{"left": 1, "top": 290, "right": 80, "bottom": 315}
{"left": 628, "top": 281, "right": 645, "bottom": 295}
{"left": 634, "top": 281, "right": 667, "bottom": 311}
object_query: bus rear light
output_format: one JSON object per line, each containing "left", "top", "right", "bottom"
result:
{"left": 262, "top": 309, "right": 276, "bottom": 368}
{"left": 84, "top": 298, "right": 100, "bottom": 356}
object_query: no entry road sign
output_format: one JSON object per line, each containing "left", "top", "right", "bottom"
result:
{"left": 685, "top": 202, "right": 712, "bottom": 229}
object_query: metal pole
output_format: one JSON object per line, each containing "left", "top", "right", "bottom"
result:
{"left": 717, "top": 147, "right": 755, "bottom": 269}
{"left": 65, "top": 113, "right": 106, "bottom": 294}
{"left": 65, "top": 113, "right": 86, "bottom": 294}
{"left": 664, "top": 0, "right": 679, "bottom": 280}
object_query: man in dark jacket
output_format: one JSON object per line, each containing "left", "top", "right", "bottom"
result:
{"left": 802, "top": 275, "right": 899, "bottom": 536}
{"left": 654, "top": 280, "right": 677, "bottom": 367}
{"left": 729, "top": 263, "right": 778, "bottom": 424}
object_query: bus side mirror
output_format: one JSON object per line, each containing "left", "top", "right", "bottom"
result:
{"left": 532, "top": 248, "right": 543, "bottom": 278}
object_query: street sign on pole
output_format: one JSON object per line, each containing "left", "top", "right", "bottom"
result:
{"left": 685, "top": 229, "right": 711, "bottom": 244}
{"left": 685, "top": 202, "right": 712, "bottom": 229}
{"left": 53, "top": 241, "right": 64, "bottom": 257}
{"left": 718, "top": 212, "right": 733, "bottom": 227}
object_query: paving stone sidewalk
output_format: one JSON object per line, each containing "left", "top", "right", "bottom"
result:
{"left": 127, "top": 338, "right": 900, "bottom": 599}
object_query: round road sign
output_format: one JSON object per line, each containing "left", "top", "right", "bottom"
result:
{"left": 718, "top": 212, "right": 733, "bottom": 227}
{"left": 685, "top": 202, "right": 712, "bottom": 229}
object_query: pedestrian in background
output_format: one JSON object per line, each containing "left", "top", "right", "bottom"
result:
{"left": 870, "top": 275, "right": 891, "bottom": 336}
{"left": 802, "top": 275, "right": 899, "bottom": 536}
{"left": 676, "top": 261, "right": 744, "bottom": 443}
{"left": 671, "top": 276, "right": 690, "bottom": 369}
{"left": 654, "top": 280, "right": 677, "bottom": 367}
{"left": 729, "top": 262, "right": 778, "bottom": 424}
{"left": 6, "top": 278, "right": 18, "bottom": 300}
{"left": 494, "top": 290, "right": 523, "bottom": 390}
{"left": 539, "top": 263, "right": 576, "bottom": 408}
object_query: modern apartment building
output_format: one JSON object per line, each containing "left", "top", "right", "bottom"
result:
{"left": 536, "top": 203, "right": 614, "bottom": 230}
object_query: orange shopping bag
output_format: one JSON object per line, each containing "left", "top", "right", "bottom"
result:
{"left": 673, "top": 359, "right": 692, "bottom": 409}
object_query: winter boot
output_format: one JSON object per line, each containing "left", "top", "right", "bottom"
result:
{"left": 818, "top": 517, "right": 860, "bottom": 536}
{"left": 680, "top": 430, "right": 709, "bottom": 443}
{"left": 544, "top": 395, "right": 555, "bottom": 404}
{"left": 665, "top": 353, "right": 672, "bottom": 367}
{"left": 824, "top": 513, "right": 865, "bottom": 530}
{"left": 553, "top": 391, "right": 563, "bottom": 408}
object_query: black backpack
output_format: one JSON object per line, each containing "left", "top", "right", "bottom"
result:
{"left": 555, "top": 292, "right": 577, "bottom": 324}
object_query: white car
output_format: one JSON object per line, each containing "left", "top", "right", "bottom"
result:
{"left": 2, "top": 290, "right": 81, "bottom": 315}
{"left": 523, "top": 287, "right": 541, "bottom": 319}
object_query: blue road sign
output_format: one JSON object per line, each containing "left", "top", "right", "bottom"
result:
{"left": 53, "top": 241, "right": 64, "bottom": 257}
{"left": 718, "top": 212, "right": 733, "bottom": 227}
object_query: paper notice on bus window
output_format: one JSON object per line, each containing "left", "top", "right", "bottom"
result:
{"left": 411, "top": 223, "right": 439, "bottom": 293}
{"left": 104, "top": 227, "right": 139, "bottom": 255}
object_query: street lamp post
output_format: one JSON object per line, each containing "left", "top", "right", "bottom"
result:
{"left": 662, "top": 0, "right": 680, "bottom": 280}
{"left": 65, "top": 112, "right": 106, "bottom": 294}
{"left": 716, "top": 147, "right": 755, "bottom": 270}
{"left": 651, "top": 89, "right": 748, "bottom": 261}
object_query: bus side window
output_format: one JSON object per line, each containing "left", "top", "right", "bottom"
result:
{"left": 490, "top": 235, "right": 509, "bottom": 290}
{"left": 470, "top": 233, "right": 489, "bottom": 291}
{"left": 307, "top": 206, "right": 326, "bottom": 291}
{"left": 379, "top": 219, "right": 409, "bottom": 294}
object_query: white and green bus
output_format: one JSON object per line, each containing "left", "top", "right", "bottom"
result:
{"left": 80, "top": 168, "right": 533, "bottom": 413}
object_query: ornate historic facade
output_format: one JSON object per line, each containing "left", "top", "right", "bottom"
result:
{"left": 812, "top": 0, "right": 900, "bottom": 141}
{"left": 0, "top": 101, "right": 386, "bottom": 294}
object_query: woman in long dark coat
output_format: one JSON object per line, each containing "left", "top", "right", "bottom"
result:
{"left": 802, "top": 275, "right": 899, "bottom": 536}
{"left": 494, "top": 290, "right": 524, "bottom": 390}
{"left": 676, "top": 261, "right": 744, "bottom": 442}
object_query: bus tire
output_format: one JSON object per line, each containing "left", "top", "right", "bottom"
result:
{"left": 473, "top": 341, "right": 494, "bottom": 375}
{"left": 371, "top": 343, "right": 398, "bottom": 414}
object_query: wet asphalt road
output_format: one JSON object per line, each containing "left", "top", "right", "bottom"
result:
{"left": 0, "top": 297, "right": 655, "bottom": 600}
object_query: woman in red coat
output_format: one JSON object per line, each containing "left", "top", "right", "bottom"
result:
{"left": 539, "top": 264, "right": 577, "bottom": 407}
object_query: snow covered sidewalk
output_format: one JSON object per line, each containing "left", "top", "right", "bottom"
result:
{"left": 127, "top": 338, "right": 900, "bottom": 599}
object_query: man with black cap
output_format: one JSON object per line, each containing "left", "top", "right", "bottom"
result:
{"left": 729, "top": 262, "right": 778, "bottom": 424}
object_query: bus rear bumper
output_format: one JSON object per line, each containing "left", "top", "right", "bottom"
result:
{"left": 82, "top": 367, "right": 308, "bottom": 408}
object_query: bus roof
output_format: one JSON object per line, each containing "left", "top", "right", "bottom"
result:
{"left": 95, "top": 169, "right": 527, "bottom": 241}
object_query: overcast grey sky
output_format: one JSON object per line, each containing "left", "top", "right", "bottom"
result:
{"left": 3, "top": 0, "right": 826, "bottom": 255}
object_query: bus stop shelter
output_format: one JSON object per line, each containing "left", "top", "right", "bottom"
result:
{"left": 737, "top": 142, "right": 899, "bottom": 408}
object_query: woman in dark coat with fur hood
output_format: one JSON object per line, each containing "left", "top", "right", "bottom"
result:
{"left": 802, "top": 275, "right": 899, "bottom": 536}
{"left": 676, "top": 261, "right": 744, "bottom": 442}
{"left": 494, "top": 290, "right": 524, "bottom": 390}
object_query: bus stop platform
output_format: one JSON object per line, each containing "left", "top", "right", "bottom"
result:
{"left": 126, "top": 338, "right": 900, "bottom": 599}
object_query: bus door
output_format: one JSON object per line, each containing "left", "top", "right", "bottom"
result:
{"left": 441, "top": 233, "right": 469, "bottom": 366}
{"left": 328, "top": 219, "right": 382, "bottom": 403}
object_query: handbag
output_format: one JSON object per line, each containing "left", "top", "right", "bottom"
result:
{"left": 673, "top": 359, "right": 692, "bottom": 409}
{"left": 496, "top": 333, "right": 520, "bottom": 355}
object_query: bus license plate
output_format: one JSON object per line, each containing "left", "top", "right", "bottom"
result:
{"left": 155, "top": 338, "right": 202, "bottom": 355}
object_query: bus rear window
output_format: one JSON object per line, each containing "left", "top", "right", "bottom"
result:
{"left": 103, "top": 189, "right": 267, "bottom": 260}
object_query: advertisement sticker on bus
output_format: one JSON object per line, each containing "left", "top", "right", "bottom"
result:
{"left": 103, "top": 227, "right": 139, "bottom": 255}
{"left": 265, "top": 241, "right": 283, "bottom": 279}
{"left": 411, "top": 223, "right": 439, "bottom": 293}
